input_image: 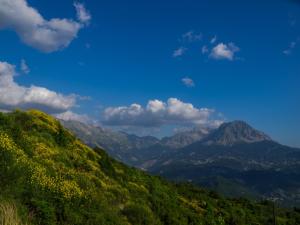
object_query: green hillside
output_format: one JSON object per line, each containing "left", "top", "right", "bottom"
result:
{"left": 0, "top": 110, "right": 299, "bottom": 225}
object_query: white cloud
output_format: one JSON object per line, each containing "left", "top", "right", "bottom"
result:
{"left": 55, "top": 110, "right": 90, "bottom": 123}
{"left": 182, "top": 31, "right": 202, "bottom": 42}
{"left": 103, "top": 98, "right": 220, "bottom": 128}
{"left": 173, "top": 47, "right": 187, "bottom": 57}
{"left": 147, "top": 100, "right": 166, "bottom": 113}
{"left": 181, "top": 77, "right": 195, "bottom": 87}
{"left": 74, "top": 2, "right": 91, "bottom": 25}
{"left": 20, "top": 59, "right": 30, "bottom": 74}
{"left": 210, "top": 42, "right": 240, "bottom": 60}
{"left": 0, "top": 61, "right": 76, "bottom": 113}
{"left": 0, "top": 0, "right": 90, "bottom": 53}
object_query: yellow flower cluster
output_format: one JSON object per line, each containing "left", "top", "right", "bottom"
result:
{"left": 0, "top": 132, "right": 27, "bottom": 164}
{"left": 31, "top": 166, "right": 83, "bottom": 200}
{"left": 30, "top": 164, "right": 84, "bottom": 200}
{"left": 33, "top": 143, "right": 58, "bottom": 159}
{"left": 59, "top": 180, "right": 83, "bottom": 200}
{"left": 27, "top": 110, "right": 60, "bottom": 134}
{"left": 0, "top": 132, "right": 17, "bottom": 152}
{"left": 30, "top": 166, "right": 58, "bottom": 191}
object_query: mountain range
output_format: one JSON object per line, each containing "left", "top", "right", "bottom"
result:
{"left": 62, "top": 120, "right": 300, "bottom": 206}
{"left": 3, "top": 110, "right": 300, "bottom": 224}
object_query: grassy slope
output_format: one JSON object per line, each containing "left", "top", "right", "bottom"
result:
{"left": 0, "top": 110, "right": 299, "bottom": 225}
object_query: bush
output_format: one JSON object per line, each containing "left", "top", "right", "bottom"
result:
{"left": 122, "top": 204, "right": 157, "bottom": 225}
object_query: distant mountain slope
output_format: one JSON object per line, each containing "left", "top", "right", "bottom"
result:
{"left": 146, "top": 123, "right": 300, "bottom": 206}
{"left": 160, "top": 127, "right": 211, "bottom": 149}
{"left": 61, "top": 120, "right": 159, "bottom": 163}
{"left": 62, "top": 119, "right": 300, "bottom": 206}
{"left": 2, "top": 110, "right": 299, "bottom": 224}
{"left": 61, "top": 120, "right": 210, "bottom": 164}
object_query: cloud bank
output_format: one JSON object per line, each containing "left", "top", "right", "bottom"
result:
{"left": 0, "top": 61, "right": 76, "bottom": 113}
{"left": 103, "top": 98, "right": 221, "bottom": 128}
{"left": 0, "top": 0, "right": 91, "bottom": 52}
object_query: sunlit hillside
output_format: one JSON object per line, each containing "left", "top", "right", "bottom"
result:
{"left": 0, "top": 110, "right": 299, "bottom": 225}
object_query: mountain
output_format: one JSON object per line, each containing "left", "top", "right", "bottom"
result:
{"left": 145, "top": 122, "right": 300, "bottom": 206}
{"left": 61, "top": 120, "right": 159, "bottom": 164}
{"left": 200, "top": 121, "right": 272, "bottom": 146}
{"left": 2, "top": 110, "right": 299, "bottom": 224}
{"left": 61, "top": 120, "right": 209, "bottom": 164}
{"left": 161, "top": 127, "right": 211, "bottom": 149}
{"left": 62, "top": 119, "right": 300, "bottom": 206}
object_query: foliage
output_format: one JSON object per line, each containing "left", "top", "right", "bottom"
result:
{"left": 0, "top": 110, "right": 299, "bottom": 225}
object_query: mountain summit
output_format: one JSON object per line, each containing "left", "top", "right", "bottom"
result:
{"left": 201, "top": 120, "right": 272, "bottom": 146}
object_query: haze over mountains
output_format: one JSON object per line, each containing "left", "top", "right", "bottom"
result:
{"left": 62, "top": 119, "right": 300, "bottom": 206}
{"left": 61, "top": 120, "right": 214, "bottom": 163}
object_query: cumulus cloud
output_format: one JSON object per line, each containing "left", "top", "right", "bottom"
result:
{"left": 55, "top": 110, "right": 91, "bottom": 123}
{"left": 173, "top": 47, "right": 187, "bottom": 57}
{"left": 210, "top": 42, "right": 240, "bottom": 60}
{"left": 20, "top": 59, "right": 30, "bottom": 74}
{"left": 74, "top": 2, "right": 91, "bottom": 25}
{"left": 0, "top": 0, "right": 90, "bottom": 53}
{"left": 103, "top": 98, "right": 220, "bottom": 128}
{"left": 181, "top": 77, "right": 195, "bottom": 87}
{"left": 0, "top": 61, "right": 76, "bottom": 113}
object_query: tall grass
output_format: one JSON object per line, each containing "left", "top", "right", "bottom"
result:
{"left": 0, "top": 202, "right": 25, "bottom": 225}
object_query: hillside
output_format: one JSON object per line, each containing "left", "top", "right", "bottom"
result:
{"left": 62, "top": 120, "right": 300, "bottom": 206}
{"left": 0, "top": 110, "right": 300, "bottom": 225}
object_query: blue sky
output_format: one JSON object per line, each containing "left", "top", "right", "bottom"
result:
{"left": 0, "top": 0, "right": 299, "bottom": 147}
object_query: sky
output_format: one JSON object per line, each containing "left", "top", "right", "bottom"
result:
{"left": 0, "top": 0, "right": 299, "bottom": 147}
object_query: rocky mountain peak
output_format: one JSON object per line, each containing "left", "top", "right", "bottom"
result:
{"left": 202, "top": 120, "right": 272, "bottom": 146}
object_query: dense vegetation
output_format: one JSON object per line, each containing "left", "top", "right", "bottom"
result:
{"left": 0, "top": 110, "right": 299, "bottom": 225}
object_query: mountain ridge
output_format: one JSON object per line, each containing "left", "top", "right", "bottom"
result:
{"left": 61, "top": 118, "right": 300, "bottom": 206}
{"left": 2, "top": 110, "right": 300, "bottom": 224}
